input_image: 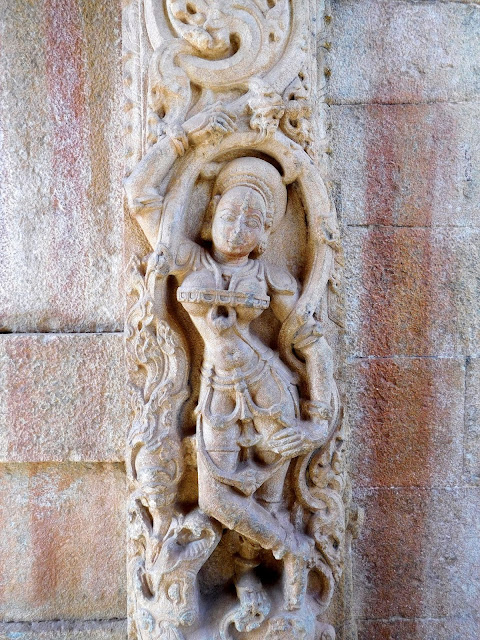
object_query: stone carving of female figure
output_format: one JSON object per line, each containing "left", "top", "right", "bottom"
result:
{"left": 125, "top": 106, "right": 336, "bottom": 638}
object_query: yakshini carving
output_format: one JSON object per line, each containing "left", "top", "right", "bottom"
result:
{"left": 123, "top": 1, "right": 346, "bottom": 638}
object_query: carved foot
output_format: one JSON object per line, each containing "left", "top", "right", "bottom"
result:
{"left": 219, "top": 571, "right": 270, "bottom": 640}
{"left": 235, "top": 571, "right": 271, "bottom": 629}
{"left": 265, "top": 613, "right": 315, "bottom": 640}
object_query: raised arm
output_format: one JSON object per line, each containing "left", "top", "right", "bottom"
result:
{"left": 124, "top": 105, "right": 236, "bottom": 249}
{"left": 124, "top": 133, "right": 182, "bottom": 248}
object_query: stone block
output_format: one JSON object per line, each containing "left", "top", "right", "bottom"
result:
{"left": 0, "top": 463, "right": 126, "bottom": 621}
{"left": 0, "top": 0, "right": 124, "bottom": 332}
{"left": 327, "top": 0, "right": 480, "bottom": 104}
{"left": 465, "top": 356, "right": 480, "bottom": 484}
{"left": 352, "top": 487, "right": 480, "bottom": 621}
{"left": 0, "top": 620, "right": 126, "bottom": 640}
{"left": 331, "top": 102, "right": 480, "bottom": 227}
{"left": 348, "top": 357, "right": 465, "bottom": 488}
{"left": 0, "top": 334, "right": 125, "bottom": 463}
{"left": 344, "top": 227, "right": 480, "bottom": 357}
{"left": 357, "top": 617, "right": 480, "bottom": 640}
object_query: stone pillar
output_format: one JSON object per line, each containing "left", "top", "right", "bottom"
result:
{"left": 123, "top": 1, "right": 346, "bottom": 639}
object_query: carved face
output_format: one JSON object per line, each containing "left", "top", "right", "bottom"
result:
{"left": 211, "top": 186, "right": 267, "bottom": 259}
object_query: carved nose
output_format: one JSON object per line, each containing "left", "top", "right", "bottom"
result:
{"left": 230, "top": 231, "right": 245, "bottom": 245}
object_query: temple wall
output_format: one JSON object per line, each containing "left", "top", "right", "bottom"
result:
{"left": 328, "top": 2, "right": 480, "bottom": 638}
{"left": 0, "top": 2, "right": 127, "bottom": 638}
{"left": 0, "top": 1, "right": 478, "bottom": 639}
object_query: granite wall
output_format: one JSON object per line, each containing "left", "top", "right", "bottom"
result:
{"left": 0, "top": 1, "right": 478, "bottom": 639}
{"left": 327, "top": 1, "right": 480, "bottom": 638}
{"left": 0, "top": 1, "right": 126, "bottom": 638}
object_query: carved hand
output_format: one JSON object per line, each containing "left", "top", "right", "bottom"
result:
{"left": 269, "top": 426, "right": 307, "bottom": 458}
{"left": 146, "top": 245, "right": 172, "bottom": 278}
{"left": 269, "top": 420, "right": 329, "bottom": 458}
{"left": 183, "top": 102, "right": 237, "bottom": 146}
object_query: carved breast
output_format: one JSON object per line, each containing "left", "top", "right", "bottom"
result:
{"left": 177, "top": 262, "right": 269, "bottom": 324}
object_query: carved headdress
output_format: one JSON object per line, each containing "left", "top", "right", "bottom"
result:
{"left": 213, "top": 157, "right": 287, "bottom": 231}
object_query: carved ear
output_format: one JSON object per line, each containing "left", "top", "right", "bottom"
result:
{"left": 200, "top": 194, "right": 221, "bottom": 241}
{"left": 251, "top": 232, "right": 269, "bottom": 258}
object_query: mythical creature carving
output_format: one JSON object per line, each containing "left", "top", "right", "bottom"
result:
{"left": 123, "top": 2, "right": 346, "bottom": 638}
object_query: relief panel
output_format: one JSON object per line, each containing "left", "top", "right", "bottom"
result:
{"left": 123, "top": 2, "right": 347, "bottom": 638}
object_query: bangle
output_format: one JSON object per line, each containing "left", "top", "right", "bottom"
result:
{"left": 302, "top": 400, "right": 332, "bottom": 421}
{"left": 166, "top": 125, "right": 188, "bottom": 157}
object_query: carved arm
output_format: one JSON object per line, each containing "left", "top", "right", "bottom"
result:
{"left": 124, "top": 105, "right": 236, "bottom": 249}
{"left": 292, "top": 321, "right": 334, "bottom": 423}
{"left": 124, "top": 133, "right": 183, "bottom": 248}
{"left": 270, "top": 287, "right": 334, "bottom": 456}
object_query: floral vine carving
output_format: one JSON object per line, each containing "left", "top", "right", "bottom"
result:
{"left": 123, "top": 1, "right": 348, "bottom": 638}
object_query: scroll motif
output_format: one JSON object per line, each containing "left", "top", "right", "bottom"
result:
{"left": 124, "top": 2, "right": 346, "bottom": 639}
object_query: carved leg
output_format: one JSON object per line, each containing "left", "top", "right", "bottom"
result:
{"left": 282, "top": 552, "right": 309, "bottom": 611}
{"left": 254, "top": 466, "right": 312, "bottom": 612}
{"left": 197, "top": 455, "right": 292, "bottom": 558}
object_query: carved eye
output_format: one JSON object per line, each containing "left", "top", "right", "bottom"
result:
{"left": 220, "top": 212, "right": 236, "bottom": 223}
{"left": 246, "top": 217, "right": 261, "bottom": 229}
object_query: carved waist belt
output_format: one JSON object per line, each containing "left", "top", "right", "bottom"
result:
{"left": 197, "top": 357, "right": 293, "bottom": 430}
{"left": 177, "top": 288, "right": 270, "bottom": 310}
{"left": 200, "top": 354, "right": 267, "bottom": 388}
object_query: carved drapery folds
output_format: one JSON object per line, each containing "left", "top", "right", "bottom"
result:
{"left": 123, "top": 2, "right": 346, "bottom": 638}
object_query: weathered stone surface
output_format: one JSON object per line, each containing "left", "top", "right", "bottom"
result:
{"left": 352, "top": 487, "right": 480, "bottom": 621}
{"left": 327, "top": 0, "right": 480, "bottom": 104}
{"left": 0, "top": 463, "right": 126, "bottom": 621}
{"left": 348, "top": 357, "right": 465, "bottom": 488}
{"left": 465, "top": 356, "right": 480, "bottom": 485}
{"left": 0, "top": 0, "right": 477, "bottom": 635}
{"left": 344, "top": 227, "right": 480, "bottom": 357}
{"left": 0, "top": 0, "right": 123, "bottom": 332}
{"left": 357, "top": 617, "right": 480, "bottom": 640}
{"left": 331, "top": 102, "right": 480, "bottom": 227}
{"left": 0, "top": 620, "right": 126, "bottom": 640}
{"left": 0, "top": 334, "right": 125, "bottom": 462}
{"left": 122, "top": 1, "right": 344, "bottom": 638}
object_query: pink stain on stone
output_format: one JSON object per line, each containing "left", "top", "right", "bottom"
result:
{"left": 44, "top": 0, "right": 89, "bottom": 325}
{"left": 355, "top": 86, "right": 458, "bottom": 625}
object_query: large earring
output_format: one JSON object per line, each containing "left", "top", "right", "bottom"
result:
{"left": 253, "top": 234, "right": 268, "bottom": 257}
